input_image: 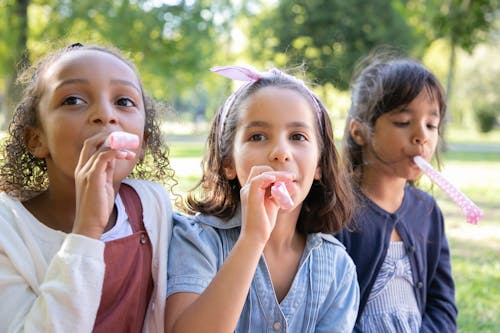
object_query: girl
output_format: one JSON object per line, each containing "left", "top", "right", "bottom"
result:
{"left": 0, "top": 43, "right": 174, "bottom": 332}
{"left": 336, "top": 51, "right": 458, "bottom": 332}
{"left": 165, "top": 65, "right": 359, "bottom": 332}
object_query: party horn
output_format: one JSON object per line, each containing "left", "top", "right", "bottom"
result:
{"left": 414, "top": 156, "right": 483, "bottom": 224}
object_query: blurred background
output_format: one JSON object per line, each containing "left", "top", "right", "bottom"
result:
{"left": 1, "top": 0, "right": 499, "bottom": 331}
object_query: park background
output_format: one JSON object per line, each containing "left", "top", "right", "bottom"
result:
{"left": 1, "top": 1, "right": 499, "bottom": 331}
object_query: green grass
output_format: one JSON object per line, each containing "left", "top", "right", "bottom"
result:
{"left": 445, "top": 126, "right": 500, "bottom": 145}
{"left": 168, "top": 141, "right": 205, "bottom": 158}
{"left": 168, "top": 127, "right": 500, "bottom": 332}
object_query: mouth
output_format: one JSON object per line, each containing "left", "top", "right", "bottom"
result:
{"left": 410, "top": 155, "right": 424, "bottom": 167}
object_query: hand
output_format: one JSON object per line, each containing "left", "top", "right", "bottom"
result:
{"left": 72, "top": 132, "right": 136, "bottom": 239}
{"left": 239, "top": 166, "right": 295, "bottom": 246}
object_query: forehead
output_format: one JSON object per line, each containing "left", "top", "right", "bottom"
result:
{"left": 42, "top": 49, "right": 140, "bottom": 87}
{"left": 241, "top": 86, "right": 316, "bottom": 121}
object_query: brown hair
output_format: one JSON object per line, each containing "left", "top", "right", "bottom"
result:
{"left": 343, "top": 49, "right": 447, "bottom": 185}
{"left": 183, "top": 68, "right": 355, "bottom": 235}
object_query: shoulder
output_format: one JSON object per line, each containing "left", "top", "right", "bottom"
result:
{"left": 312, "top": 233, "right": 355, "bottom": 269}
{"left": 318, "top": 232, "right": 346, "bottom": 248}
{"left": 172, "top": 212, "right": 222, "bottom": 241}
{"left": 0, "top": 192, "right": 19, "bottom": 215}
{"left": 0, "top": 192, "right": 28, "bottom": 232}
{"left": 173, "top": 212, "right": 238, "bottom": 236}
{"left": 403, "top": 186, "right": 444, "bottom": 224}
{"left": 122, "top": 179, "right": 172, "bottom": 212}
{"left": 172, "top": 212, "right": 240, "bottom": 250}
{"left": 405, "top": 186, "right": 440, "bottom": 209}
{"left": 123, "top": 178, "right": 170, "bottom": 198}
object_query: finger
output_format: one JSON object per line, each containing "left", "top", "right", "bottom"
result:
{"left": 245, "top": 165, "right": 274, "bottom": 184}
{"left": 76, "top": 132, "right": 110, "bottom": 174}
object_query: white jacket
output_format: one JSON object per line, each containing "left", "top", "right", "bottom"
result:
{"left": 0, "top": 179, "right": 172, "bottom": 333}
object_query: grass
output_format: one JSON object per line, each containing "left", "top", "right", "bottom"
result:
{"left": 168, "top": 127, "right": 500, "bottom": 332}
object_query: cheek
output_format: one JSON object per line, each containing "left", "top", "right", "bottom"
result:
{"left": 234, "top": 156, "right": 253, "bottom": 185}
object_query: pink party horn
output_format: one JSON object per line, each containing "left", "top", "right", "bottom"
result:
{"left": 414, "top": 156, "right": 483, "bottom": 224}
{"left": 103, "top": 131, "right": 140, "bottom": 151}
{"left": 271, "top": 181, "right": 294, "bottom": 210}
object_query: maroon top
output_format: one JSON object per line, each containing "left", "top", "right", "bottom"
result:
{"left": 93, "top": 184, "right": 154, "bottom": 333}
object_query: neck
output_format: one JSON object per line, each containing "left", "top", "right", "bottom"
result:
{"left": 265, "top": 208, "right": 304, "bottom": 253}
{"left": 23, "top": 186, "right": 77, "bottom": 233}
{"left": 361, "top": 169, "right": 406, "bottom": 213}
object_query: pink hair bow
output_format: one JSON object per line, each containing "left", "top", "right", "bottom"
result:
{"left": 210, "top": 65, "right": 269, "bottom": 82}
{"left": 211, "top": 64, "right": 323, "bottom": 140}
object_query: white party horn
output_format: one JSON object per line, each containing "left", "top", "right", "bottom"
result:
{"left": 271, "top": 181, "right": 294, "bottom": 210}
{"left": 103, "top": 131, "right": 140, "bottom": 151}
{"left": 414, "top": 156, "right": 483, "bottom": 224}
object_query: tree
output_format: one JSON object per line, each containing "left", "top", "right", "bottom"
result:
{"left": 248, "top": 0, "right": 423, "bottom": 90}
{"left": 1, "top": 0, "right": 29, "bottom": 129}
{"left": 405, "top": 0, "right": 499, "bottom": 123}
{"left": 0, "top": 0, "right": 238, "bottom": 128}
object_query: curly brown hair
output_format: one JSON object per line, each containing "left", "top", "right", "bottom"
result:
{"left": 0, "top": 43, "right": 175, "bottom": 200}
{"left": 183, "top": 68, "right": 356, "bottom": 235}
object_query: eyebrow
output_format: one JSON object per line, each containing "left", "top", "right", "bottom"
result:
{"left": 394, "top": 107, "right": 440, "bottom": 118}
{"left": 243, "top": 120, "right": 312, "bottom": 130}
{"left": 55, "top": 78, "right": 88, "bottom": 90}
{"left": 55, "top": 78, "right": 141, "bottom": 94}
{"left": 111, "top": 79, "right": 142, "bottom": 95}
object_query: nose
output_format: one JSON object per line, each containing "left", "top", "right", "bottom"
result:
{"left": 412, "top": 124, "right": 428, "bottom": 145}
{"left": 90, "top": 99, "right": 118, "bottom": 125}
{"left": 269, "top": 138, "right": 291, "bottom": 163}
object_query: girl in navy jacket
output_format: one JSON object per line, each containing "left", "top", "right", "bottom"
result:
{"left": 337, "top": 49, "right": 457, "bottom": 332}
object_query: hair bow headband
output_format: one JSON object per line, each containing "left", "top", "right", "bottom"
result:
{"left": 210, "top": 65, "right": 270, "bottom": 82}
{"left": 211, "top": 64, "right": 323, "bottom": 140}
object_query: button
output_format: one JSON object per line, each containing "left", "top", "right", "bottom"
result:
{"left": 140, "top": 234, "right": 147, "bottom": 244}
{"left": 408, "top": 246, "right": 416, "bottom": 253}
{"left": 417, "top": 282, "right": 423, "bottom": 288}
{"left": 273, "top": 322, "right": 281, "bottom": 331}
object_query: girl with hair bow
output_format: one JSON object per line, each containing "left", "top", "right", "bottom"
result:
{"left": 165, "top": 65, "right": 359, "bottom": 333}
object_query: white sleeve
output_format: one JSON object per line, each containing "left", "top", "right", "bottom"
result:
{"left": 0, "top": 233, "right": 105, "bottom": 333}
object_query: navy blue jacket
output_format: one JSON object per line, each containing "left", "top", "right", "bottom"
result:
{"left": 336, "top": 186, "right": 457, "bottom": 332}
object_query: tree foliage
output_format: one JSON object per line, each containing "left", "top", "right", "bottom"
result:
{"left": 0, "top": 0, "right": 238, "bottom": 128}
{"left": 404, "top": 0, "right": 499, "bottom": 113}
{"left": 248, "top": 0, "right": 422, "bottom": 89}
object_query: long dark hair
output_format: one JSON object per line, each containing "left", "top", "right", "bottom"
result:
{"left": 343, "top": 49, "right": 447, "bottom": 185}
{"left": 183, "top": 68, "right": 355, "bottom": 235}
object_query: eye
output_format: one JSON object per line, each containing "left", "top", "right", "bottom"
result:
{"left": 393, "top": 121, "right": 409, "bottom": 127}
{"left": 427, "top": 123, "right": 438, "bottom": 130}
{"left": 62, "top": 96, "right": 85, "bottom": 105}
{"left": 290, "top": 133, "right": 307, "bottom": 141}
{"left": 249, "top": 133, "right": 266, "bottom": 142}
{"left": 116, "top": 97, "right": 136, "bottom": 107}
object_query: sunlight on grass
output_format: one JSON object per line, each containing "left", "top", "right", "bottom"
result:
{"left": 445, "top": 126, "right": 500, "bottom": 145}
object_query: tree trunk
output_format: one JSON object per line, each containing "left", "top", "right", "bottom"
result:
{"left": 1, "top": 0, "right": 30, "bottom": 130}
{"left": 446, "top": 39, "right": 457, "bottom": 124}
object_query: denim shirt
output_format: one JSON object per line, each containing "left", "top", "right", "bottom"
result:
{"left": 167, "top": 210, "right": 359, "bottom": 333}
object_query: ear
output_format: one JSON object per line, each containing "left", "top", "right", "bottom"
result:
{"left": 223, "top": 160, "right": 237, "bottom": 180}
{"left": 349, "top": 119, "right": 366, "bottom": 146}
{"left": 24, "top": 126, "right": 49, "bottom": 158}
{"left": 314, "top": 165, "right": 321, "bottom": 181}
